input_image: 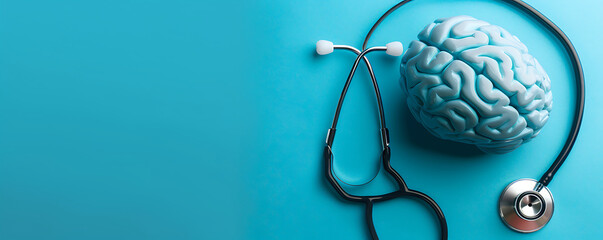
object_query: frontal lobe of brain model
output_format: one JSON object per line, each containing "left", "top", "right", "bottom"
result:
{"left": 400, "top": 16, "right": 552, "bottom": 154}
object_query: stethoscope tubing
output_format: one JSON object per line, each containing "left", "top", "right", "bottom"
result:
{"left": 505, "top": 0, "right": 584, "bottom": 188}
{"left": 324, "top": 145, "right": 448, "bottom": 239}
{"left": 323, "top": 47, "right": 448, "bottom": 239}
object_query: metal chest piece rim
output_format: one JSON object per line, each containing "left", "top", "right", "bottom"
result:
{"left": 498, "top": 178, "right": 554, "bottom": 233}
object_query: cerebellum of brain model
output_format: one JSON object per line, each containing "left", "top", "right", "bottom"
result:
{"left": 400, "top": 16, "right": 552, "bottom": 154}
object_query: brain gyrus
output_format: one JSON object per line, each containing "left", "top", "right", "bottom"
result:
{"left": 400, "top": 16, "right": 552, "bottom": 153}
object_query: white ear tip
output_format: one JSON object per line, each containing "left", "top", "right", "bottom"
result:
{"left": 316, "top": 40, "right": 334, "bottom": 55}
{"left": 385, "top": 41, "right": 403, "bottom": 56}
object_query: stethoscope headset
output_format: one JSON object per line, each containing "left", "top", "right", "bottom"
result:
{"left": 317, "top": 0, "right": 584, "bottom": 239}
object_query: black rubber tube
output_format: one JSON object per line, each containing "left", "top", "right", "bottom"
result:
{"left": 323, "top": 49, "right": 448, "bottom": 239}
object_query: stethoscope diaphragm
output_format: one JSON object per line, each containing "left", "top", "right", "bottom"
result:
{"left": 499, "top": 179, "right": 554, "bottom": 232}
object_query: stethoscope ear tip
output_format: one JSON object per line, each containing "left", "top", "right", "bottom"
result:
{"left": 316, "top": 40, "right": 334, "bottom": 55}
{"left": 499, "top": 179, "right": 554, "bottom": 233}
{"left": 385, "top": 41, "right": 403, "bottom": 56}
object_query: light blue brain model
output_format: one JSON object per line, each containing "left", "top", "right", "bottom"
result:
{"left": 400, "top": 16, "right": 552, "bottom": 154}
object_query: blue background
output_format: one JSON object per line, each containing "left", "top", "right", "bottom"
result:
{"left": 0, "top": 0, "right": 601, "bottom": 239}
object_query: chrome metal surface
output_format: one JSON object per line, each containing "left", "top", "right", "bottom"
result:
{"left": 516, "top": 192, "right": 543, "bottom": 219}
{"left": 499, "top": 179, "right": 554, "bottom": 233}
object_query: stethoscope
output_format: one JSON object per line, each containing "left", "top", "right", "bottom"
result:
{"left": 317, "top": 0, "right": 584, "bottom": 239}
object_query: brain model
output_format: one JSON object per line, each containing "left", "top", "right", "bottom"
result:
{"left": 400, "top": 16, "right": 552, "bottom": 153}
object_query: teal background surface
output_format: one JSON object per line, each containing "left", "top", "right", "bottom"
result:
{"left": 0, "top": 0, "right": 601, "bottom": 239}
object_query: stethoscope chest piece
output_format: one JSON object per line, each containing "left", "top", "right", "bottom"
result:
{"left": 499, "top": 179, "right": 554, "bottom": 233}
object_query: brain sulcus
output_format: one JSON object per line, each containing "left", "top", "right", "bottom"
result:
{"left": 400, "top": 16, "right": 552, "bottom": 153}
